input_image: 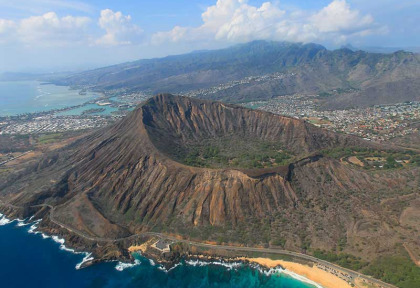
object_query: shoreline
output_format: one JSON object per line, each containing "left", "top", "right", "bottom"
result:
{"left": 0, "top": 212, "right": 335, "bottom": 287}
{"left": 0, "top": 209, "right": 391, "bottom": 288}
{"left": 129, "top": 248, "right": 327, "bottom": 288}
{"left": 128, "top": 242, "right": 347, "bottom": 288}
{"left": 181, "top": 257, "right": 324, "bottom": 288}
{"left": 242, "top": 257, "right": 352, "bottom": 288}
{"left": 0, "top": 213, "right": 95, "bottom": 270}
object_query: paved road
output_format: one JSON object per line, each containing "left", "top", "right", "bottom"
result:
{"left": 1, "top": 201, "right": 396, "bottom": 288}
{"left": 0, "top": 150, "right": 33, "bottom": 166}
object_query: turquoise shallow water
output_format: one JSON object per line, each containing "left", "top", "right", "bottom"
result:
{"left": 56, "top": 103, "right": 118, "bottom": 116}
{"left": 0, "top": 218, "right": 318, "bottom": 288}
{"left": 0, "top": 81, "right": 99, "bottom": 116}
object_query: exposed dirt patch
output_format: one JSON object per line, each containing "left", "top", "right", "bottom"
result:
{"left": 403, "top": 242, "right": 420, "bottom": 266}
{"left": 348, "top": 156, "right": 365, "bottom": 167}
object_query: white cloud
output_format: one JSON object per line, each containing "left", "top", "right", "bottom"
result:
{"left": 96, "top": 9, "right": 143, "bottom": 46}
{"left": 152, "top": 26, "right": 189, "bottom": 45}
{"left": 310, "top": 0, "right": 373, "bottom": 33}
{"left": 152, "top": 0, "right": 384, "bottom": 45}
{"left": 0, "top": 12, "right": 90, "bottom": 46}
{"left": 152, "top": 0, "right": 286, "bottom": 44}
{"left": 17, "top": 12, "right": 90, "bottom": 45}
{"left": 214, "top": 2, "right": 286, "bottom": 41}
{"left": 0, "top": 9, "right": 144, "bottom": 47}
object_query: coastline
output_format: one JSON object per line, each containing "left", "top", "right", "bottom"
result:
{"left": 181, "top": 256, "right": 324, "bottom": 288}
{"left": 128, "top": 243, "right": 346, "bottom": 288}
{"left": 242, "top": 257, "right": 353, "bottom": 288}
{"left": 0, "top": 213, "right": 94, "bottom": 270}
{"left": 0, "top": 81, "right": 100, "bottom": 117}
{"left": 0, "top": 208, "right": 390, "bottom": 288}
{"left": 0, "top": 212, "right": 327, "bottom": 287}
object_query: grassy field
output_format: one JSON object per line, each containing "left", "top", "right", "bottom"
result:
{"left": 174, "top": 136, "right": 293, "bottom": 169}
{"left": 321, "top": 147, "right": 420, "bottom": 169}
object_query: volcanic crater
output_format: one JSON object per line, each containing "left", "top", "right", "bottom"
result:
{"left": 141, "top": 94, "right": 365, "bottom": 170}
{"left": 1, "top": 94, "right": 417, "bottom": 261}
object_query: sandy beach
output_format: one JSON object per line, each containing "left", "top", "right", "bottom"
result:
{"left": 243, "top": 257, "right": 353, "bottom": 288}
{"left": 128, "top": 239, "right": 354, "bottom": 288}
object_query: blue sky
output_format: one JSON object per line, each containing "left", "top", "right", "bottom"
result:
{"left": 0, "top": 0, "right": 418, "bottom": 72}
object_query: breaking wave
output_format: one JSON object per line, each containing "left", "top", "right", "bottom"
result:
{"left": 185, "top": 259, "right": 243, "bottom": 270}
{"left": 0, "top": 214, "right": 94, "bottom": 270}
{"left": 184, "top": 259, "right": 323, "bottom": 288}
{"left": 75, "top": 253, "right": 94, "bottom": 270}
{"left": 0, "top": 213, "right": 323, "bottom": 287}
{"left": 115, "top": 259, "right": 141, "bottom": 271}
{"left": 0, "top": 214, "right": 13, "bottom": 226}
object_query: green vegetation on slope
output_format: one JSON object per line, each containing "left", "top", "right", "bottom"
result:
{"left": 312, "top": 249, "right": 368, "bottom": 271}
{"left": 363, "top": 254, "right": 420, "bottom": 288}
{"left": 37, "top": 133, "right": 64, "bottom": 144}
{"left": 321, "top": 147, "right": 420, "bottom": 169}
{"left": 178, "top": 137, "right": 293, "bottom": 169}
{"left": 313, "top": 248, "right": 420, "bottom": 288}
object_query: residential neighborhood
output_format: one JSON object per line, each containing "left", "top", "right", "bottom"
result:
{"left": 247, "top": 97, "right": 420, "bottom": 142}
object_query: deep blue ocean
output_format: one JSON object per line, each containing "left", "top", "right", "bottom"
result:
{"left": 0, "top": 217, "right": 318, "bottom": 288}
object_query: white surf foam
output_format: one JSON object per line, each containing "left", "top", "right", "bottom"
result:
{"left": 50, "top": 235, "right": 87, "bottom": 256}
{"left": 41, "top": 233, "right": 50, "bottom": 239}
{"left": 185, "top": 259, "right": 242, "bottom": 270}
{"left": 3, "top": 213, "right": 321, "bottom": 287}
{"left": 0, "top": 215, "right": 12, "bottom": 226}
{"left": 75, "top": 253, "right": 94, "bottom": 270}
{"left": 1, "top": 214, "right": 94, "bottom": 271}
{"left": 251, "top": 264, "right": 323, "bottom": 288}
{"left": 51, "top": 235, "right": 73, "bottom": 252}
{"left": 16, "top": 220, "right": 30, "bottom": 227}
{"left": 157, "top": 262, "right": 181, "bottom": 273}
{"left": 51, "top": 235, "right": 65, "bottom": 244}
{"left": 60, "top": 245, "right": 77, "bottom": 253}
{"left": 114, "top": 259, "right": 141, "bottom": 271}
{"left": 280, "top": 269, "right": 323, "bottom": 288}
{"left": 184, "top": 259, "right": 323, "bottom": 288}
{"left": 167, "top": 262, "right": 181, "bottom": 272}
{"left": 28, "top": 220, "right": 41, "bottom": 234}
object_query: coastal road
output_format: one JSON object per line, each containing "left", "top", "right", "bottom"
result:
{"left": 0, "top": 150, "right": 33, "bottom": 166}
{"left": 136, "top": 233, "right": 396, "bottom": 288}
{"left": 1, "top": 201, "right": 396, "bottom": 288}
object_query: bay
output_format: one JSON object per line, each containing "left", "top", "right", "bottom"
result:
{"left": 0, "top": 81, "right": 99, "bottom": 116}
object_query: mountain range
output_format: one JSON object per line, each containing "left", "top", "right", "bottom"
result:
{"left": 54, "top": 41, "right": 420, "bottom": 109}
